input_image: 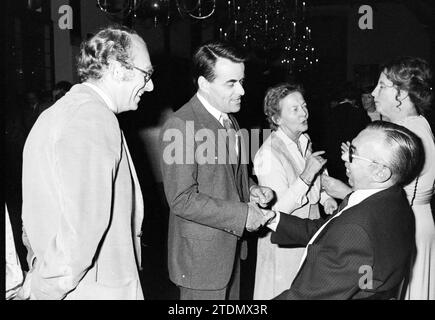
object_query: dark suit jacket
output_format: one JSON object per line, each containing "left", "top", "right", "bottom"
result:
{"left": 272, "top": 185, "right": 415, "bottom": 300}
{"left": 160, "top": 95, "right": 251, "bottom": 290}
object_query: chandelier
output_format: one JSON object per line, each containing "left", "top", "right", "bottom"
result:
{"left": 217, "top": 0, "right": 319, "bottom": 74}
{"left": 96, "top": 0, "right": 318, "bottom": 74}
{"left": 96, "top": 0, "right": 216, "bottom": 25}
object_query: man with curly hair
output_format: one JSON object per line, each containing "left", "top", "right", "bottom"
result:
{"left": 20, "top": 25, "right": 154, "bottom": 300}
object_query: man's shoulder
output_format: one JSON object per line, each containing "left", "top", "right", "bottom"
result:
{"left": 163, "top": 95, "right": 207, "bottom": 128}
{"left": 173, "top": 95, "right": 200, "bottom": 119}
{"left": 44, "top": 86, "right": 119, "bottom": 140}
{"left": 58, "top": 85, "right": 117, "bottom": 121}
{"left": 339, "top": 186, "right": 410, "bottom": 226}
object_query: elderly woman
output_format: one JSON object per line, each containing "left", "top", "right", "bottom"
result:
{"left": 253, "top": 83, "right": 337, "bottom": 300}
{"left": 372, "top": 57, "right": 435, "bottom": 300}
{"left": 323, "top": 57, "right": 435, "bottom": 300}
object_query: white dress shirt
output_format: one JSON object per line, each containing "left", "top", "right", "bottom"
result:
{"left": 197, "top": 92, "right": 239, "bottom": 156}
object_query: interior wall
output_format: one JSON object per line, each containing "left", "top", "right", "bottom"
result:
{"left": 51, "top": 0, "right": 74, "bottom": 83}
{"left": 347, "top": 2, "right": 431, "bottom": 81}
{"left": 52, "top": 1, "right": 432, "bottom": 87}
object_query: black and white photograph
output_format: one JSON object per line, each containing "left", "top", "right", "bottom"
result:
{"left": 3, "top": 0, "right": 434, "bottom": 310}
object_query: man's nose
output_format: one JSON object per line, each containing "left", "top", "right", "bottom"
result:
{"left": 236, "top": 82, "right": 245, "bottom": 96}
{"left": 341, "top": 150, "right": 349, "bottom": 162}
{"left": 145, "top": 79, "right": 154, "bottom": 92}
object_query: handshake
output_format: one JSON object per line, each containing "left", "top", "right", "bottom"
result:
{"left": 245, "top": 185, "right": 276, "bottom": 232}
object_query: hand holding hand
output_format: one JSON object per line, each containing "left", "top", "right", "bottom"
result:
{"left": 321, "top": 174, "right": 352, "bottom": 200}
{"left": 250, "top": 185, "right": 274, "bottom": 208}
{"left": 246, "top": 202, "right": 276, "bottom": 232}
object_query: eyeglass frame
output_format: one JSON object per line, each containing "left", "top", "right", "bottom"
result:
{"left": 348, "top": 144, "right": 390, "bottom": 170}
{"left": 133, "top": 65, "right": 153, "bottom": 84}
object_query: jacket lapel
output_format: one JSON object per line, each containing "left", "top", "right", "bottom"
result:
{"left": 191, "top": 96, "right": 241, "bottom": 197}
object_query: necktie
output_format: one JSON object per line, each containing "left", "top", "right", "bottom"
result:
{"left": 336, "top": 192, "right": 352, "bottom": 214}
{"left": 221, "top": 114, "right": 238, "bottom": 161}
{"left": 221, "top": 114, "right": 234, "bottom": 130}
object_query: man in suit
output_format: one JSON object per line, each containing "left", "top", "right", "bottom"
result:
{"left": 266, "top": 121, "right": 423, "bottom": 299}
{"left": 19, "top": 25, "right": 154, "bottom": 300}
{"left": 160, "top": 42, "right": 275, "bottom": 300}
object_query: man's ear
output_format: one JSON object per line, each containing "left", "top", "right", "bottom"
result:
{"left": 198, "top": 76, "right": 210, "bottom": 93}
{"left": 109, "top": 59, "right": 127, "bottom": 82}
{"left": 374, "top": 165, "right": 392, "bottom": 183}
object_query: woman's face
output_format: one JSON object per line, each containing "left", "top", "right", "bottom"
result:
{"left": 371, "top": 71, "right": 400, "bottom": 119}
{"left": 276, "top": 91, "right": 309, "bottom": 138}
{"left": 361, "top": 93, "right": 375, "bottom": 112}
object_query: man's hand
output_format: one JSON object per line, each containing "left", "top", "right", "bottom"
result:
{"left": 246, "top": 202, "right": 276, "bottom": 232}
{"left": 250, "top": 185, "right": 274, "bottom": 208}
{"left": 321, "top": 175, "right": 352, "bottom": 200}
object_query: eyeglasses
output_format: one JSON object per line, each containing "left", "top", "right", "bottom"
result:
{"left": 348, "top": 144, "right": 389, "bottom": 169}
{"left": 133, "top": 66, "right": 153, "bottom": 84}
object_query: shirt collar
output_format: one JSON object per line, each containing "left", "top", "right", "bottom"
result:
{"left": 345, "top": 188, "right": 386, "bottom": 211}
{"left": 82, "top": 82, "right": 117, "bottom": 113}
{"left": 276, "top": 127, "right": 309, "bottom": 149}
{"left": 197, "top": 92, "right": 226, "bottom": 125}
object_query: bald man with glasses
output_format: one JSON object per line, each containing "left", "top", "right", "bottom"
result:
{"left": 264, "top": 121, "right": 424, "bottom": 299}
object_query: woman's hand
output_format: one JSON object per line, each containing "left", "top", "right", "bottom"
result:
{"left": 300, "top": 151, "right": 327, "bottom": 185}
{"left": 323, "top": 197, "right": 338, "bottom": 215}
{"left": 341, "top": 141, "right": 351, "bottom": 155}
{"left": 321, "top": 174, "right": 352, "bottom": 200}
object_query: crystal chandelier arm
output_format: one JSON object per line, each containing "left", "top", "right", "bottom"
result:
{"left": 96, "top": 0, "right": 133, "bottom": 16}
{"left": 176, "top": 0, "right": 216, "bottom": 20}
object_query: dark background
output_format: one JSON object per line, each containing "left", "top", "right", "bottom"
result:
{"left": 3, "top": 0, "right": 434, "bottom": 300}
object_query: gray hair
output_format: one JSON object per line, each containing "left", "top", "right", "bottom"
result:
{"left": 366, "top": 121, "right": 424, "bottom": 186}
{"left": 77, "top": 25, "right": 139, "bottom": 82}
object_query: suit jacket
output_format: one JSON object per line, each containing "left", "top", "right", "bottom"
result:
{"left": 22, "top": 84, "right": 144, "bottom": 300}
{"left": 160, "top": 95, "right": 251, "bottom": 290}
{"left": 272, "top": 185, "right": 415, "bottom": 300}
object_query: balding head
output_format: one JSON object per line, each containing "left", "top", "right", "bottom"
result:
{"left": 342, "top": 121, "right": 423, "bottom": 190}
{"left": 364, "top": 121, "right": 424, "bottom": 186}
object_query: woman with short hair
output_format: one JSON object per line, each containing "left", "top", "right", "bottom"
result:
{"left": 253, "top": 83, "right": 337, "bottom": 299}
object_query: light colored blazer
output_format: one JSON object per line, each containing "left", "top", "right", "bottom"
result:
{"left": 22, "top": 84, "right": 144, "bottom": 300}
{"left": 253, "top": 128, "right": 332, "bottom": 299}
{"left": 160, "top": 95, "right": 251, "bottom": 291}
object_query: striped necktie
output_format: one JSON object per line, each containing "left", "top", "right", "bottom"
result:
{"left": 221, "top": 114, "right": 238, "bottom": 160}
